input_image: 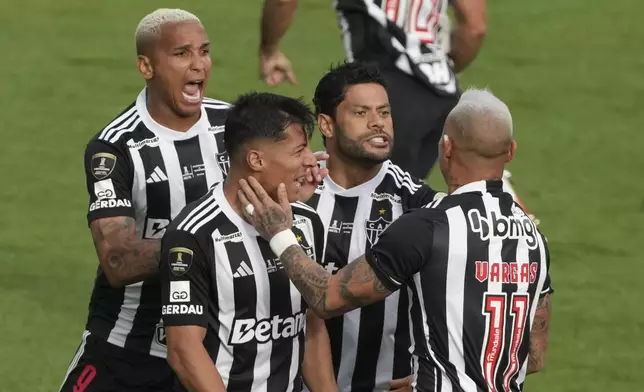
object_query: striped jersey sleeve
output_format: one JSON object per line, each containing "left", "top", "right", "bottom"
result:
{"left": 365, "top": 208, "right": 446, "bottom": 291}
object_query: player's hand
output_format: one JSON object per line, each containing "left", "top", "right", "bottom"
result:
{"left": 259, "top": 48, "right": 297, "bottom": 87}
{"left": 298, "top": 152, "right": 329, "bottom": 202}
{"left": 388, "top": 375, "right": 413, "bottom": 392}
{"left": 238, "top": 177, "right": 293, "bottom": 240}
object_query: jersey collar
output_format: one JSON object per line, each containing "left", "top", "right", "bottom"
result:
{"left": 213, "top": 183, "right": 261, "bottom": 237}
{"left": 451, "top": 179, "right": 504, "bottom": 195}
{"left": 321, "top": 160, "right": 390, "bottom": 197}
{"left": 136, "top": 88, "right": 211, "bottom": 141}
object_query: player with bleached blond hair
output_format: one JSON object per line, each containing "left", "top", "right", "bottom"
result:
{"left": 58, "top": 8, "right": 233, "bottom": 391}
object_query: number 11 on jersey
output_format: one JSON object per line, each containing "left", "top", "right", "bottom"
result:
{"left": 481, "top": 292, "right": 530, "bottom": 392}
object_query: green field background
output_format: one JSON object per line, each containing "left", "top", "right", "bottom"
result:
{"left": 0, "top": 0, "right": 642, "bottom": 391}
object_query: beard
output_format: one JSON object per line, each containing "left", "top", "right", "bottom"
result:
{"left": 334, "top": 121, "right": 392, "bottom": 167}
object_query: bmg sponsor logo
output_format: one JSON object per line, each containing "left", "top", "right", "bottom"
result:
{"left": 468, "top": 209, "right": 538, "bottom": 249}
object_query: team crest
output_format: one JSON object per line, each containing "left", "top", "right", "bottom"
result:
{"left": 216, "top": 151, "right": 230, "bottom": 176}
{"left": 169, "top": 247, "right": 193, "bottom": 276}
{"left": 91, "top": 152, "right": 117, "bottom": 180}
{"left": 365, "top": 217, "right": 392, "bottom": 246}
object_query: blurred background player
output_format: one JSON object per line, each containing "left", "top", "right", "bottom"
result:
{"left": 258, "top": 0, "right": 487, "bottom": 180}
{"left": 160, "top": 92, "right": 335, "bottom": 392}
{"left": 305, "top": 62, "right": 440, "bottom": 392}
{"left": 59, "top": 8, "right": 232, "bottom": 392}
{"left": 238, "top": 88, "right": 553, "bottom": 392}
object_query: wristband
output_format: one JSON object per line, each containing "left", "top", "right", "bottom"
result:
{"left": 269, "top": 230, "right": 299, "bottom": 258}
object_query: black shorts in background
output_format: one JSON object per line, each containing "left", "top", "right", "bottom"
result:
{"left": 382, "top": 68, "right": 460, "bottom": 180}
{"left": 59, "top": 331, "right": 176, "bottom": 392}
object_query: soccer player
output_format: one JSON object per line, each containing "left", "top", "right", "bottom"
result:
{"left": 259, "top": 0, "right": 486, "bottom": 180}
{"left": 159, "top": 92, "right": 335, "bottom": 392}
{"left": 239, "top": 88, "right": 554, "bottom": 392}
{"left": 59, "top": 8, "right": 232, "bottom": 392}
{"left": 305, "top": 62, "right": 441, "bottom": 391}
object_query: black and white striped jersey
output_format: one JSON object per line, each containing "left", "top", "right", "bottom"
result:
{"left": 334, "top": 0, "right": 458, "bottom": 96}
{"left": 82, "top": 88, "right": 231, "bottom": 357}
{"left": 160, "top": 182, "right": 325, "bottom": 392}
{"left": 306, "top": 160, "right": 439, "bottom": 391}
{"left": 366, "top": 180, "right": 554, "bottom": 392}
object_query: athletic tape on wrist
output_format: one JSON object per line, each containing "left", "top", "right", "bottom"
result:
{"left": 269, "top": 230, "right": 298, "bottom": 258}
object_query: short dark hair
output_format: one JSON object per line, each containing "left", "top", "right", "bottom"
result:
{"left": 224, "top": 92, "right": 315, "bottom": 160}
{"left": 313, "top": 61, "right": 387, "bottom": 119}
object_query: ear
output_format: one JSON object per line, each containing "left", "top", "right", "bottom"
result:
{"left": 246, "top": 149, "right": 265, "bottom": 172}
{"left": 137, "top": 55, "right": 154, "bottom": 80}
{"left": 441, "top": 134, "right": 453, "bottom": 158}
{"left": 507, "top": 140, "right": 517, "bottom": 163}
{"left": 317, "top": 114, "right": 335, "bottom": 141}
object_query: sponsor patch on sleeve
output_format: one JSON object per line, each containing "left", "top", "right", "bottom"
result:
{"left": 94, "top": 179, "right": 116, "bottom": 200}
{"left": 170, "top": 280, "right": 191, "bottom": 303}
{"left": 168, "top": 247, "right": 194, "bottom": 276}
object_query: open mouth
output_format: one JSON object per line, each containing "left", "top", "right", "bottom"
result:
{"left": 366, "top": 135, "right": 389, "bottom": 148}
{"left": 294, "top": 176, "right": 306, "bottom": 188}
{"left": 182, "top": 80, "right": 203, "bottom": 103}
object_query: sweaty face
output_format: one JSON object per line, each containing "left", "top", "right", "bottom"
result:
{"left": 332, "top": 83, "right": 393, "bottom": 164}
{"left": 148, "top": 21, "right": 211, "bottom": 117}
{"left": 258, "top": 124, "right": 316, "bottom": 202}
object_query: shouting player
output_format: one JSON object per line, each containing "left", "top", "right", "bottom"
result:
{"left": 59, "top": 8, "right": 232, "bottom": 392}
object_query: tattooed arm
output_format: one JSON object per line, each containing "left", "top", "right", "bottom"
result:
{"left": 527, "top": 293, "right": 552, "bottom": 374}
{"left": 238, "top": 177, "right": 434, "bottom": 319}
{"left": 280, "top": 245, "right": 392, "bottom": 319}
{"left": 90, "top": 216, "right": 160, "bottom": 288}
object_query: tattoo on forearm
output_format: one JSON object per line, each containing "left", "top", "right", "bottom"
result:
{"left": 338, "top": 260, "right": 390, "bottom": 307}
{"left": 279, "top": 245, "right": 391, "bottom": 318}
{"left": 92, "top": 217, "right": 160, "bottom": 285}
{"left": 280, "top": 245, "right": 333, "bottom": 315}
{"left": 528, "top": 293, "right": 552, "bottom": 374}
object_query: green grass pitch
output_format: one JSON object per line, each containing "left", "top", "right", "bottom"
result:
{"left": 0, "top": 0, "right": 642, "bottom": 390}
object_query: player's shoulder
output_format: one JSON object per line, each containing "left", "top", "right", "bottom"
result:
{"left": 407, "top": 205, "right": 449, "bottom": 223}
{"left": 86, "top": 99, "right": 151, "bottom": 154}
{"left": 169, "top": 185, "right": 225, "bottom": 236}
{"left": 202, "top": 97, "right": 232, "bottom": 109}
{"left": 88, "top": 98, "right": 147, "bottom": 145}
{"left": 201, "top": 97, "right": 232, "bottom": 129}
{"left": 291, "top": 200, "right": 319, "bottom": 219}
{"left": 383, "top": 161, "right": 430, "bottom": 192}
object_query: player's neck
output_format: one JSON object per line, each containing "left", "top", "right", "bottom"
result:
{"left": 146, "top": 95, "right": 201, "bottom": 132}
{"left": 223, "top": 173, "right": 246, "bottom": 219}
{"left": 447, "top": 167, "right": 504, "bottom": 194}
{"left": 326, "top": 154, "right": 382, "bottom": 189}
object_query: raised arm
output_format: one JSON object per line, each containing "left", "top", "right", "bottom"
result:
{"left": 278, "top": 248, "right": 392, "bottom": 319}
{"left": 237, "top": 178, "right": 433, "bottom": 319}
{"left": 259, "top": 0, "right": 298, "bottom": 86}
{"left": 449, "top": 0, "right": 487, "bottom": 73}
{"left": 84, "top": 140, "right": 159, "bottom": 288}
